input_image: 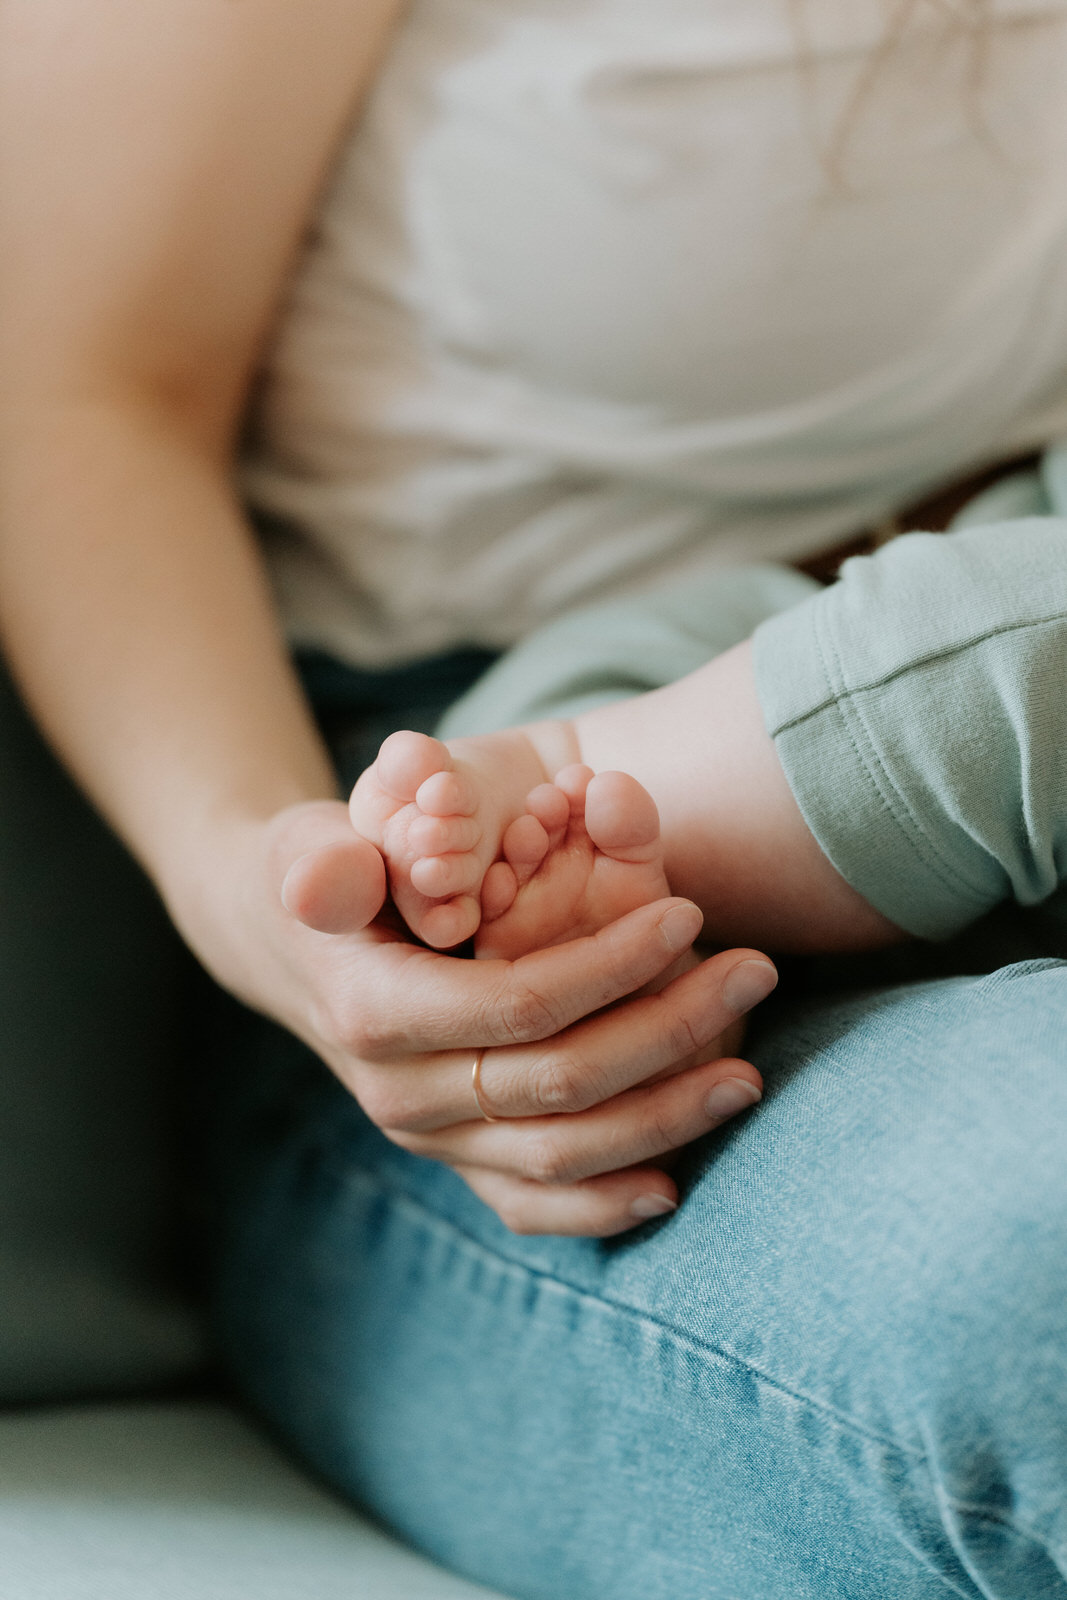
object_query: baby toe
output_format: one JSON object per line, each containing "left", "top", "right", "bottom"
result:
{"left": 410, "top": 850, "right": 482, "bottom": 899}
{"left": 415, "top": 768, "right": 476, "bottom": 818}
{"left": 584, "top": 771, "right": 662, "bottom": 860}
{"left": 419, "top": 895, "right": 481, "bottom": 950}
{"left": 502, "top": 812, "right": 550, "bottom": 882}
{"left": 524, "top": 782, "right": 570, "bottom": 836}
{"left": 481, "top": 860, "right": 518, "bottom": 924}
{"left": 408, "top": 812, "right": 481, "bottom": 858}
{"left": 553, "top": 764, "right": 596, "bottom": 812}
{"left": 375, "top": 730, "right": 452, "bottom": 803}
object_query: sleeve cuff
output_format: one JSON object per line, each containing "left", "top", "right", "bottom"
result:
{"left": 751, "top": 582, "right": 1001, "bottom": 941}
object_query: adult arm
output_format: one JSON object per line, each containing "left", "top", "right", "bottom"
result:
{"left": 0, "top": 0, "right": 769, "bottom": 1238}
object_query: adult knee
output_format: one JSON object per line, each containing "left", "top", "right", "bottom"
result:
{"left": 870, "top": 963, "right": 1067, "bottom": 1570}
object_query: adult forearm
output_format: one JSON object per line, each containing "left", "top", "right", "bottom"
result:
{"left": 0, "top": 399, "right": 336, "bottom": 940}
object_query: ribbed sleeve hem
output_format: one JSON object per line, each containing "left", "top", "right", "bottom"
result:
{"left": 751, "top": 592, "right": 997, "bottom": 941}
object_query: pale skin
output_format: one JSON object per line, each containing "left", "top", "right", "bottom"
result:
{"left": 335, "top": 647, "right": 904, "bottom": 968}
{"left": 0, "top": 0, "right": 899, "bottom": 1240}
{"left": 292, "top": 643, "right": 902, "bottom": 1002}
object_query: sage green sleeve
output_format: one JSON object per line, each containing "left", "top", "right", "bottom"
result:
{"left": 752, "top": 517, "right": 1067, "bottom": 939}
{"left": 438, "top": 563, "right": 817, "bottom": 736}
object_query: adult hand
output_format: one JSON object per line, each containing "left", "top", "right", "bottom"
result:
{"left": 207, "top": 800, "right": 776, "bottom": 1239}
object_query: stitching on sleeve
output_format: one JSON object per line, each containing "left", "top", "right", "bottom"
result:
{"left": 773, "top": 609, "right": 1067, "bottom": 736}
{"left": 812, "top": 605, "right": 996, "bottom": 911}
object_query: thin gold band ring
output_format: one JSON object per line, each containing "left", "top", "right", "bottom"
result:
{"left": 471, "top": 1048, "right": 500, "bottom": 1122}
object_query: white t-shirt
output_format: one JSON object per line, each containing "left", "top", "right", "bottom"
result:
{"left": 242, "top": 0, "right": 1067, "bottom": 666}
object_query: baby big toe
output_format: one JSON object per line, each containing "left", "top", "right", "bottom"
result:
{"left": 375, "top": 730, "right": 452, "bottom": 803}
{"left": 585, "top": 771, "right": 662, "bottom": 860}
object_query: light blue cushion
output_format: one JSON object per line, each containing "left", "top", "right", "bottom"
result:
{"left": 0, "top": 1400, "right": 512, "bottom": 1599}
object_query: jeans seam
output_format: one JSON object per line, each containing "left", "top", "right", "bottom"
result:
{"left": 927, "top": 1476, "right": 1065, "bottom": 1573}
{"left": 325, "top": 1153, "right": 928, "bottom": 1464}
{"left": 323, "top": 1153, "right": 1066, "bottom": 1559}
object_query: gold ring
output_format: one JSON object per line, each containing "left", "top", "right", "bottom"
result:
{"left": 471, "top": 1048, "right": 500, "bottom": 1122}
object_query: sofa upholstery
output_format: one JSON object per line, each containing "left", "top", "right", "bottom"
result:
{"left": 1, "top": 1400, "right": 511, "bottom": 1599}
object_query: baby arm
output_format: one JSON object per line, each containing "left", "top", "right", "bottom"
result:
{"left": 571, "top": 637, "right": 904, "bottom": 955}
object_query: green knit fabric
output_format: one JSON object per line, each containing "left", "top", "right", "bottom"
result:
{"left": 753, "top": 447, "right": 1067, "bottom": 938}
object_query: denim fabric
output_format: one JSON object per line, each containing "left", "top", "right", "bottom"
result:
{"left": 211, "top": 950, "right": 1067, "bottom": 1600}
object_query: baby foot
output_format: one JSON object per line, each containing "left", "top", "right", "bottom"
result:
{"left": 349, "top": 724, "right": 671, "bottom": 958}
{"left": 475, "top": 764, "right": 671, "bottom": 962}
{"left": 348, "top": 727, "right": 550, "bottom": 948}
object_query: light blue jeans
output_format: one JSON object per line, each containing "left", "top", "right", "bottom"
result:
{"left": 210, "top": 502, "right": 1067, "bottom": 1599}
{"left": 213, "top": 953, "right": 1067, "bottom": 1600}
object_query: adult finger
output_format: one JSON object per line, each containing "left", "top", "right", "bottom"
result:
{"left": 281, "top": 837, "right": 387, "bottom": 932}
{"left": 472, "top": 949, "right": 775, "bottom": 1120}
{"left": 393, "top": 1051, "right": 764, "bottom": 1182}
{"left": 342, "top": 896, "right": 706, "bottom": 1059}
{"left": 358, "top": 947, "right": 775, "bottom": 1133}
{"left": 452, "top": 1163, "right": 683, "bottom": 1238}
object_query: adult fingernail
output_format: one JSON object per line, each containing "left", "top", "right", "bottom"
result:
{"left": 722, "top": 959, "right": 778, "bottom": 1013}
{"left": 630, "top": 1193, "right": 678, "bottom": 1221}
{"left": 704, "top": 1078, "right": 763, "bottom": 1121}
{"left": 660, "top": 902, "right": 703, "bottom": 952}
